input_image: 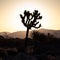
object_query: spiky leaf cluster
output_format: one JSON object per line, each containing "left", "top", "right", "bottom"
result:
{"left": 20, "top": 10, "right": 42, "bottom": 29}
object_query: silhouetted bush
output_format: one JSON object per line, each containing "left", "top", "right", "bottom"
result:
{"left": 31, "top": 30, "right": 47, "bottom": 42}
{"left": 0, "top": 32, "right": 60, "bottom": 60}
{"left": 0, "top": 35, "right": 4, "bottom": 40}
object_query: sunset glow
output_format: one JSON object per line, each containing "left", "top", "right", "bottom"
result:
{"left": 0, "top": 0, "right": 60, "bottom": 32}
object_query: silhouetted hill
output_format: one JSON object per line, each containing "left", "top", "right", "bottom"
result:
{"left": 8, "top": 31, "right": 31, "bottom": 39}
{"left": 0, "top": 29, "right": 60, "bottom": 38}
{"left": 8, "top": 31, "right": 26, "bottom": 39}
{"left": 0, "top": 32, "right": 10, "bottom": 38}
{"left": 38, "top": 29, "right": 60, "bottom": 38}
{"left": 0, "top": 32, "right": 10, "bottom": 35}
{"left": 8, "top": 29, "right": 60, "bottom": 38}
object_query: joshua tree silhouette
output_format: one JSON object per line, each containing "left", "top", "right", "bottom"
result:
{"left": 20, "top": 10, "right": 42, "bottom": 47}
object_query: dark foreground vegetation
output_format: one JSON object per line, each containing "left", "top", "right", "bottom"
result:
{"left": 0, "top": 31, "right": 60, "bottom": 60}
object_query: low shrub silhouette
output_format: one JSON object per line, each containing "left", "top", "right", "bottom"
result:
{"left": 0, "top": 33, "right": 60, "bottom": 60}
{"left": 31, "top": 30, "right": 47, "bottom": 42}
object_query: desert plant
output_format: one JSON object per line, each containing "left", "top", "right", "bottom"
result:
{"left": 31, "top": 31, "right": 47, "bottom": 42}
{"left": 20, "top": 10, "right": 42, "bottom": 47}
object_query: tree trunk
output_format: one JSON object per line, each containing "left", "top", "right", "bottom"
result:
{"left": 25, "top": 28, "right": 29, "bottom": 48}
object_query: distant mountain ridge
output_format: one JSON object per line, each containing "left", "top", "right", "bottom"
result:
{"left": 38, "top": 29, "right": 60, "bottom": 38}
{"left": 0, "top": 29, "right": 60, "bottom": 39}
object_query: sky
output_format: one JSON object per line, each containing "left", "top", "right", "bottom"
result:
{"left": 0, "top": 0, "right": 60, "bottom": 32}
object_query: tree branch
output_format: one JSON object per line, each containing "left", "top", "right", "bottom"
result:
{"left": 33, "top": 24, "right": 41, "bottom": 28}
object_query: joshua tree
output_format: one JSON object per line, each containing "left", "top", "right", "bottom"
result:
{"left": 20, "top": 10, "right": 42, "bottom": 47}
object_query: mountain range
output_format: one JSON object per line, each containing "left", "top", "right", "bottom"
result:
{"left": 0, "top": 29, "right": 60, "bottom": 39}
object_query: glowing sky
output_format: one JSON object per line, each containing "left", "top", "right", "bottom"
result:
{"left": 0, "top": 0, "right": 60, "bottom": 32}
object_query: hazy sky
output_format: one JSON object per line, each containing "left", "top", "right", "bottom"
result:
{"left": 0, "top": 0, "right": 60, "bottom": 32}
